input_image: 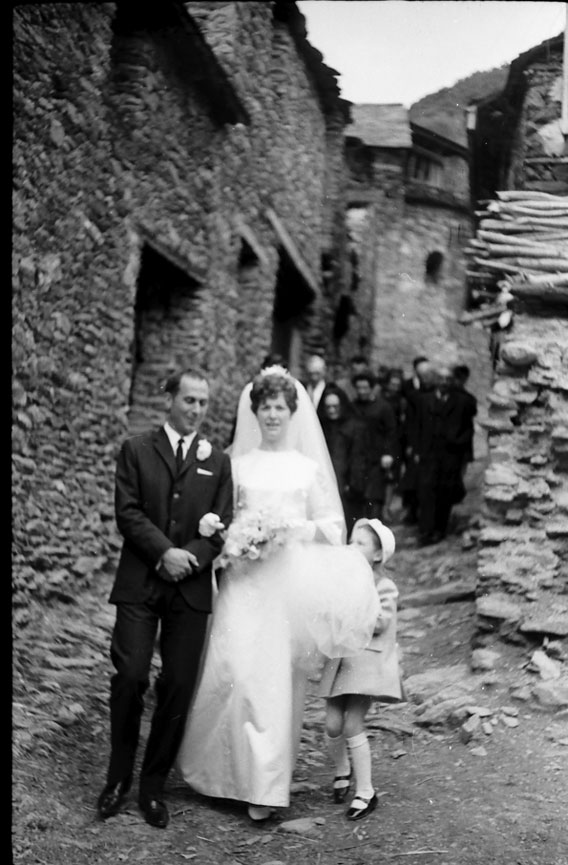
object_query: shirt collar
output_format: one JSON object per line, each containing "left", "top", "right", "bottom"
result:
{"left": 163, "top": 423, "right": 197, "bottom": 453}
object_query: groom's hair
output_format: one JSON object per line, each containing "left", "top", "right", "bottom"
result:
{"left": 163, "top": 368, "right": 208, "bottom": 396}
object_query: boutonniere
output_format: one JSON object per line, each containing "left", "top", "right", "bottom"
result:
{"left": 196, "top": 439, "right": 212, "bottom": 461}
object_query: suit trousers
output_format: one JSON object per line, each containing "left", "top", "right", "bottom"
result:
{"left": 107, "top": 582, "right": 208, "bottom": 797}
{"left": 417, "top": 451, "right": 461, "bottom": 538}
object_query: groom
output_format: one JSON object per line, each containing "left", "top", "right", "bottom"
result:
{"left": 97, "top": 368, "right": 233, "bottom": 828}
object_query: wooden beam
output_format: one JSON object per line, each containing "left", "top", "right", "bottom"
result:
{"left": 233, "top": 217, "right": 270, "bottom": 269}
{"left": 136, "top": 224, "right": 205, "bottom": 284}
{"left": 508, "top": 283, "right": 568, "bottom": 302}
{"left": 265, "top": 208, "right": 319, "bottom": 297}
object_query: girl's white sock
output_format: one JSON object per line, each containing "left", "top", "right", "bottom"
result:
{"left": 346, "top": 732, "right": 374, "bottom": 799}
{"left": 325, "top": 732, "right": 350, "bottom": 777}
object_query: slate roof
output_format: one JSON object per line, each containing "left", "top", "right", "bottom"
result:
{"left": 345, "top": 103, "right": 412, "bottom": 148}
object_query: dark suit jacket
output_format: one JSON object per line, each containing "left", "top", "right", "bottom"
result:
{"left": 351, "top": 397, "right": 397, "bottom": 500}
{"left": 454, "top": 387, "right": 477, "bottom": 462}
{"left": 414, "top": 391, "right": 473, "bottom": 460}
{"left": 109, "top": 428, "right": 233, "bottom": 611}
{"left": 320, "top": 414, "right": 369, "bottom": 497}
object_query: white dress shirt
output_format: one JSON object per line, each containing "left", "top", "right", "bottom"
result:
{"left": 163, "top": 423, "right": 196, "bottom": 460}
{"left": 156, "top": 425, "right": 198, "bottom": 574}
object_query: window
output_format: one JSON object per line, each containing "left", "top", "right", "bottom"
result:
{"left": 425, "top": 251, "right": 444, "bottom": 283}
{"left": 408, "top": 152, "right": 443, "bottom": 187}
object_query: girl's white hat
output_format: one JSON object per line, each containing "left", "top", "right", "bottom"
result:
{"left": 353, "top": 518, "right": 396, "bottom": 563}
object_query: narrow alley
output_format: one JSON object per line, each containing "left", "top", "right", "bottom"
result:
{"left": 13, "top": 462, "right": 568, "bottom": 865}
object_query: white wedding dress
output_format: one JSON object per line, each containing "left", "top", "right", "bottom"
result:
{"left": 176, "top": 448, "right": 380, "bottom": 808}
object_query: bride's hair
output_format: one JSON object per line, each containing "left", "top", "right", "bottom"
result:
{"left": 250, "top": 371, "right": 298, "bottom": 414}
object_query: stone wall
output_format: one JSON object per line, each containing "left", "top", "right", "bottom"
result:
{"left": 471, "top": 37, "right": 568, "bottom": 642}
{"left": 12, "top": 2, "right": 348, "bottom": 615}
{"left": 441, "top": 153, "right": 471, "bottom": 202}
{"left": 373, "top": 202, "right": 473, "bottom": 366}
{"left": 507, "top": 47, "right": 567, "bottom": 192}
{"left": 477, "top": 316, "right": 568, "bottom": 640}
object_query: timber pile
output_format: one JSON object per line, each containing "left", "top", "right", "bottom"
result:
{"left": 462, "top": 190, "right": 568, "bottom": 326}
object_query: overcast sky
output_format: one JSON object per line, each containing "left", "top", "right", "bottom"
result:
{"left": 296, "top": 1, "right": 566, "bottom": 106}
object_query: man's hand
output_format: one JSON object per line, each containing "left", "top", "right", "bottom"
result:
{"left": 159, "top": 548, "right": 199, "bottom": 582}
{"left": 380, "top": 454, "right": 394, "bottom": 470}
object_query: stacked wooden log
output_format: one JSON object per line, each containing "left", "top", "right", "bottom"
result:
{"left": 462, "top": 190, "right": 568, "bottom": 325}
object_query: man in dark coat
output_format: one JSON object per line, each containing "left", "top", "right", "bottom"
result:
{"left": 97, "top": 369, "right": 233, "bottom": 829}
{"left": 399, "top": 356, "right": 430, "bottom": 524}
{"left": 413, "top": 365, "right": 473, "bottom": 545}
{"left": 350, "top": 371, "right": 397, "bottom": 522}
{"left": 319, "top": 386, "right": 370, "bottom": 534}
{"left": 452, "top": 364, "right": 478, "bottom": 479}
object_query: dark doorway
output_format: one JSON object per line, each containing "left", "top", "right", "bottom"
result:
{"left": 235, "top": 240, "right": 265, "bottom": 379}
{"left": 271, "top": 249, "right": 314, "bottom": 374}
{"left": 129, "top": 242, "right": 201, "bottom": 434}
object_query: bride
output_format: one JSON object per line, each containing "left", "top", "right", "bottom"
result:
{"left": 175, "top": 366, "right": 380, "bottom": 822}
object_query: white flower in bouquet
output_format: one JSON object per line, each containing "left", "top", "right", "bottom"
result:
{"left": 220, "top": 510, "right": 310, "bottom": 566}
{"left": 228, "top": 511, "right": 275, "bottom": 558}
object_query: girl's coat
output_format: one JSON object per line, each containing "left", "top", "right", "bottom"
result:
{"left": 318, "top": 572, "right": 403, "bottom": 702}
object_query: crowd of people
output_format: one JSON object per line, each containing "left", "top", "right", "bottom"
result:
{"left": 95, "top": 350, "right": 476, "bottom": 833}
{"left": 308, "top": 353, "right": 477, "bottom": 546}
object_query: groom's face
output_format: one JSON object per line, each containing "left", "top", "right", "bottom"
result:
{"left": 167, "top": 375, "right": 209, "bottom": 437}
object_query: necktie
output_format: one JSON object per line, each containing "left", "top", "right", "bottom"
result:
{"left": 176, "top": 437, "right": 184, "bottom": 474}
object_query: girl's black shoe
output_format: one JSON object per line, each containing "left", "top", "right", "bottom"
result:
{"left": 346, "top": 792, "right": 378, "bottom": 821}
{"left": 332, "top": 771, "right": 352, "bottom": 804}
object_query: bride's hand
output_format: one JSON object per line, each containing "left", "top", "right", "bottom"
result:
{"left": 199, "top": 512, "right": 225, "bottom": 537}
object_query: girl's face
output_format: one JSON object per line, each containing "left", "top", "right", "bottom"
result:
{"left": 349, "top": 526, "right": 381, "bottom": 565}
{"left": 256, "top": 393, "right": 292, "bottom": 444}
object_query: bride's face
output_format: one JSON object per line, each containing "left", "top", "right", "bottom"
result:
{"left": 256, "top": 393, "right": 292, "bottom": 444}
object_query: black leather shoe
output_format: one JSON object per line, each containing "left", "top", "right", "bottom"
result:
{"left": 139, "top": 796, "right": 169, "bottom": 829}
{"left": 332, "top": 771, "right": 352, "bottom": 804}
{"left": 346, "top": 792, "right": 378, "bottom": 821}
{"left": 97, "top": 779, "right": 131, "bottom": 820}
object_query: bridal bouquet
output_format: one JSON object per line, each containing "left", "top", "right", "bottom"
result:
{"left": 220, "top": 510, "right": 314, "bottom": 566}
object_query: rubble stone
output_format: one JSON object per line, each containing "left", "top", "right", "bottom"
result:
{"left": 470, "top": 648, "right": 501, "bottom": 671}
{"left": 532, "top": 678, "right": 568, "bottom": 709}
{"left": 500, "top": 342, "right": 538, "bottom": 368}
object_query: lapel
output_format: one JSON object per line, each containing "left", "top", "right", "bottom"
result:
{"left": 153, "top": 428, "right": 177, "bottom": 477}
{"left": 153, "top": 429, "right": 202, "bottom": 479}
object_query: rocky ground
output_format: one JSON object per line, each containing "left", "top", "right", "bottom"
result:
{"left": 12, "top": 466, "right": 568, "bottom": 865}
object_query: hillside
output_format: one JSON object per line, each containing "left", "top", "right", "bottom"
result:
{"left": 409, "top": 64, "right": 509, "bottom": 145}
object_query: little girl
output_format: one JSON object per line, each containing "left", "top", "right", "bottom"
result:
{"left": 318, "top": 518, "right": 404, "bottom": 821}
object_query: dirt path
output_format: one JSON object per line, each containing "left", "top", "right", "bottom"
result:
{"left": 12, "top": 475, "right": 568, "bottom": 865}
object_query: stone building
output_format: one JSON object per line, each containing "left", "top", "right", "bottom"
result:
{"left": 467, "top": 33, "right": 568, "bottom": 646}
{"left": 12, "top": 0, "right": 351, "bottom": 613}
{"left": 339, "top": 103, "right": 491, "bottom": 406}
{"left": 470, "top": 32, "right": 566, "bottom": 198}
